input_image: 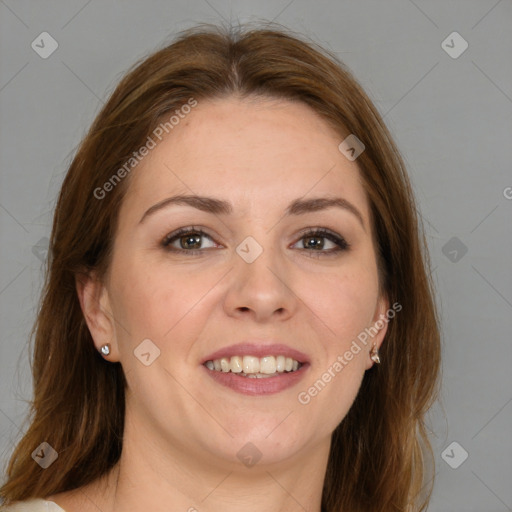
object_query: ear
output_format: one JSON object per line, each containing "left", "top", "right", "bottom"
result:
{"left": 75, "top": 270, "right": 119, "bottom": 361}
{"left": 365, "top": 293, "right": 390, "bottom": 370}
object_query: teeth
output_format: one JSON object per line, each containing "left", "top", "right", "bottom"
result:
{"left": 260, "top": 356, "right": 276, "bottom": 374}
{"left": 243, "top": 356, "right": 260, "bottom": 374}
{"left": 220, "top": 357, "right": 230, "bottom": 372}
{"left": 230, "top": 356, "right": 243, "bottom": 373}
{"left": 204, "top": 355, "right": 302, "bottom": 375}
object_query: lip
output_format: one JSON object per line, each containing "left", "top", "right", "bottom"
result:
{"left": 201, "top": 342, "right": 310, "bottom": 365}
{"left": 200, "top": 342, "right": 310, "bottom": 396}
{"left": 202, "top": 362, "right": 310, "bottom": 396}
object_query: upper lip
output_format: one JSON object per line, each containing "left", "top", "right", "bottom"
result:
{"left": 201, "top": 342, "right": 310, "bottom": 365}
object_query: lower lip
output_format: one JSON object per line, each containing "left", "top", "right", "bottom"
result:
{"left": 202, "top": 364, "right": 309, "bottom": 396}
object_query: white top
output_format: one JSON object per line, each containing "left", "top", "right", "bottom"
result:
{"left": 0, "top": 499, "right": 66, "bottom": 511}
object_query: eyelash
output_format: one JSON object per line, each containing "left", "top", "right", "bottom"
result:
{"left": 161, "top": 226, "right": 350, "bottom": 257}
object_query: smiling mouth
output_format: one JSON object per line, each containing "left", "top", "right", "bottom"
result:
{"left": 204, "top": 355, "right": 303, "bottom": 378}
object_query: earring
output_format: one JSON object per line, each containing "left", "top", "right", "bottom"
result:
{"left": 370, "top": 343, "right": 381, "bottom": 364}
{"left": 100, "top": 343, "right": 111, "bottom": 356}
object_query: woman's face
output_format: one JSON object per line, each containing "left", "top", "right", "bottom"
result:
{"left": 83, "top": 96, "right": 389, "bottom": 471}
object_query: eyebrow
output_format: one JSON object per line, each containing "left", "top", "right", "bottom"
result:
{"left": 139, "top": 194, "right": 366, "bottom": 231}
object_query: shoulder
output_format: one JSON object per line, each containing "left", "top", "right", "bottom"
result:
{"left": 0, "top": 499, "right": 66, "bottom": 511}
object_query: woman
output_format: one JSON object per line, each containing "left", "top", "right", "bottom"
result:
{"left": 0, "top": 22, "right": 441, "bottom": 512}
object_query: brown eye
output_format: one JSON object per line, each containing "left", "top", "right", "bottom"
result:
{"left": 162, "top": 227, "right": 216, "bottom": 254}
{"left": 293, "top": 228, "right": 350, "bottom": 256}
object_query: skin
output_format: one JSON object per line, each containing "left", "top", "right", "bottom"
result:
{"left": 48, "top": 96, "right": 389, "bottom": 512}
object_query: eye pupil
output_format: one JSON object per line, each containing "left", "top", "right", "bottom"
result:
{"left": 304, "top": 236, "right": 324, "bottom": 250}
{"left": 181, "top": 234, "right": 201, "bottom": 249}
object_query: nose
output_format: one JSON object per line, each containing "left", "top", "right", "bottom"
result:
{"left": 223, "top": 240, "right": 298, "bottom": 323}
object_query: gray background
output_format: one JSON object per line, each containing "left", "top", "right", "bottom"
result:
{"left": 1, "top": 1, "right": 511, "bottom": 510}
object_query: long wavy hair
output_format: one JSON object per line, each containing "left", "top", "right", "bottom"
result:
{"left": 0, "top": 22, "right": 441, "bottom": 512}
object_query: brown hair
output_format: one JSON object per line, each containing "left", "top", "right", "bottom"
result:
{"left": 0, "top": 22, "right": 441, "bottom": 511}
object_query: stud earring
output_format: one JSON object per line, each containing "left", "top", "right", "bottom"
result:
{"left": 100, "top": 343, "right": 111, "bottom": 356}
{"left": 370, "top": 343, "right": 381, "bottom": 364}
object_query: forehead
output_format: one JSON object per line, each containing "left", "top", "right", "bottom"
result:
{"left": 122, "top": 96, "right": 369, "bottom": 222}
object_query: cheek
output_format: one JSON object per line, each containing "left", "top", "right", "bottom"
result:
{"left": 108, "top": 254, "right": 213, "bottom": 343}
{"left": 297, "top": 263, "right": 379, "bottom": 346}
{"left": 294, "top": 262, "right": 378, "bottom": 429}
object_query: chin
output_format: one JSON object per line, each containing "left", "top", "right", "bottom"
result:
{"left": 208, "top": 420, "right": 312, "bottom": 466}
